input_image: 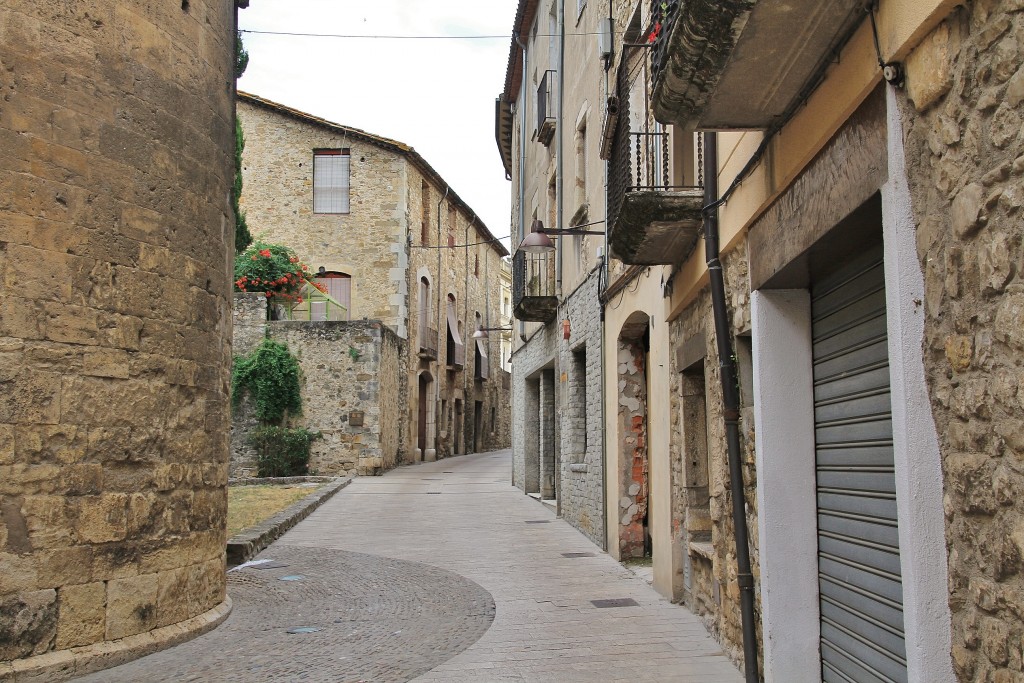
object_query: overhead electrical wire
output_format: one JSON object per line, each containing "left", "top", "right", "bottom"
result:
{"left": 239, "top": 29, "right": 607, "bottom": 40}
{"left": 412, "top": 235, "right": 511, "bottom": 249}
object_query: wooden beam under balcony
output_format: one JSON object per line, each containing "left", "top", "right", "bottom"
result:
{"left": 608, "top": 188, "right": 704, "bottom": 266}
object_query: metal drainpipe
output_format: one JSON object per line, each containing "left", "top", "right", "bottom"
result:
{"left": 436, "top": 186, "right": 449, "bottom": 457}
{"left": 465, "top": 214, "right": 473, "bottom": 453}
{"left": 514, "top": 32, "right": 528, "bottom": 343}
{"left": 555, "top": 0, "right": 565, "bottom": 294}
{"left": 703, "top": 132, "right": 760, "bottom": 683}
{"left": 600, "top": 0, "right": 613, "bottom": 553}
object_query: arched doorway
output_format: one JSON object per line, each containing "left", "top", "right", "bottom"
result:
{"left": 618, "top": 312, "right": 651, "bottom": 559}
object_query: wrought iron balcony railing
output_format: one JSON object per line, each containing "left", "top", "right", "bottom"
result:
{"left": 512, "top": 249, "right": 558, "bottom": 323}
{"left": 606, "top": 43, "right": 704, "bottom": 265}
{"left": 536, "top": 70, "right": 556, "bottom": 146}
{"left": 474, "top": 342, "right": 489, "bottom": 382}
{"left": 418, "top": 326, "right": 438, "bottom": 360}
{"left": 448, "top": 340, "right": 465, "bottom": 368}
{"left": 650, "top": 0, "right": 679, "bottom": 90}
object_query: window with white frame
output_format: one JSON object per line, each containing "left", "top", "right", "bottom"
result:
{"left": 313, "top": 148, "right": 350, "bottom": 214}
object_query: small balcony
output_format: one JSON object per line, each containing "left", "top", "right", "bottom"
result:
{"left": 649, "top": 0, "right": 866, "bottom": 129}
{"left": 606, "top": 50, "right": 703, "bottom": 266}
{"left": 512, "top": 250, "right": 557, "bottom": 323}
{"left": 474, "top": 340, "right": 489, "bottom": 382}
{"left": 536, "top": 70, "right": 556, "bottom": 147}
{"left": 418, "top": 326, "right": 438, "bottom": 360}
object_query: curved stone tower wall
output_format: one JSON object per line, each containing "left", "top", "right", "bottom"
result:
{"left": 0, "top": 0, "right": 235, "bottom": 664}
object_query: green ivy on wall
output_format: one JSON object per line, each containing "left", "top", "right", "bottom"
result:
{"left": 231, "top": 338, "right": 302, "bottom": 424}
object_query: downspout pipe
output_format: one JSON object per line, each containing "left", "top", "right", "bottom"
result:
{"left": 555, "top": 0, "right": 565, "bottom": 294}
{"left": 465, "top": 213, "right": 473, "bottom": 453}
{"left": 600, "top": 0, "right": 613, "bottom": 552}
{"left": 436, "top": 186, "right": 449, "bottom": 455}
{"left": 702, "top": 132, "right": 760, "bottom": 683}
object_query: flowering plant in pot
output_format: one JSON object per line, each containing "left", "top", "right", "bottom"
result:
{"left": 233, "top": 240, "right": 327, "bottom": 303}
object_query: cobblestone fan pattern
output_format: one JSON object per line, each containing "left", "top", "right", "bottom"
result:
{"left": 511, "top": 268, "right": 605, "bottom": 547}
{"left": 287, "top": 450, "right": 742, "bottom": 682}
{"left": 74, "top": 546, "right": 495, "bottom": 683}
{"left": 900, "top": 2, "right": 1024, "bottom": 678}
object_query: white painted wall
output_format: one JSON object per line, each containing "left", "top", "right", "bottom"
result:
{"left": 880, "top": 87, "right": 955, "bottom": 683}
{"left": 751, "top": 289, "right": 822, "bottom": 682}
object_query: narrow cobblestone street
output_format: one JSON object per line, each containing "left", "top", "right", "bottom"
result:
{"left": 77, "top": 451, "right": 742, "bottom": 682}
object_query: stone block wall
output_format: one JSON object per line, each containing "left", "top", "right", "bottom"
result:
{"left": 511, "top": 268, "right": 605, "bottom": 546}
{"left": 558, "top": 269, "right": 605, "bottom": 545}
{"left": 0, "top": 0, "right": 234, "bottom": 665}
{"left": 899, "top": 2, "right": 1024, "bottom": 679}
{"left": 230, "top": 294, "right": 405, "bottom": 477}
{"left": 668, "top": 242, "right": 759, "bottom": 668}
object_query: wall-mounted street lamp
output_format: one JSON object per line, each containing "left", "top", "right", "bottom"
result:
{"left": 518, "top": 219, "right": 605, "bottom": 254}
{"left": 471, "top": 326, "right": 513, "bottom": 339}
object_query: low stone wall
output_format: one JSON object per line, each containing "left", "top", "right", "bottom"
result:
{"left": 230, "top": 294, "right": 405, "bottom": 477}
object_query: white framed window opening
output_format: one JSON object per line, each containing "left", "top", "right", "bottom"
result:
{"left": 313, "top": 148, "right": 350, "bottom": 214}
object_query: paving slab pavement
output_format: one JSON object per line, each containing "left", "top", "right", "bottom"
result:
{"left": 76, "top": 449, "right": 743, "bottom": 682}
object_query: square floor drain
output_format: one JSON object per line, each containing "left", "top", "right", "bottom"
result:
{"left": 591, "top": 598, "right": 639, "bottom": 609}
{"left": 562, "top": 552, "right": 595, "bottom": 558}
{"left": 524, "top": 520, "right": 550, "bottom": 524}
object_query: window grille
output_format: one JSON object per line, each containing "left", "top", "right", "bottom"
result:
{"left": 313, "top": 149, "right": 350, "bottom": 214}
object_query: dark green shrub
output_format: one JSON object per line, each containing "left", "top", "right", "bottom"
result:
{"left": 250, "top": 426, "right": 320, "bottom": 478}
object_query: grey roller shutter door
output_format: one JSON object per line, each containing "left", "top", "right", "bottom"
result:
{"left": 811, "top": 244, "right": 907, "bottom": 683}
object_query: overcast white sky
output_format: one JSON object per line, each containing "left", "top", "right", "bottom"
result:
{"left": 237, "top": 1, "right": 520, "bottom": 249}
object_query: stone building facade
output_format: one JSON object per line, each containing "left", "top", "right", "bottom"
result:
{"left": 510, "top": 269, "right": 605, "bottom": 544}
{"left": 499, "top": 0, "right": 1022, "bottom": 680}
{"left": 230, "top": 293, "right": 405, "bottom": 478}
{"left": 498, "top": 0, "right": 609, "bottom": 547}
{"left": 237, "top": 93, "right": 510, "bottom": 470}
{"left": 0, "top": 0, "right": 237, "bottom": 677}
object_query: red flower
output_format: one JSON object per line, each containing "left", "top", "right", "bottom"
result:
{"left": 259, "top": 249, "right": 272, "bottom": 258}
{"left": 265, "top": 291, "right": 273, "bottom": 298}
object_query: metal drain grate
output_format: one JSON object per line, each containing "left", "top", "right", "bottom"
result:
{"left": 591, "top": 598, "right": 639, "bottom": 609}
{"left": 524, "top": 520, "right": 551, "bottom": 524}
{"left": 562, "top": 552, "right": 595, "bottom": 558}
